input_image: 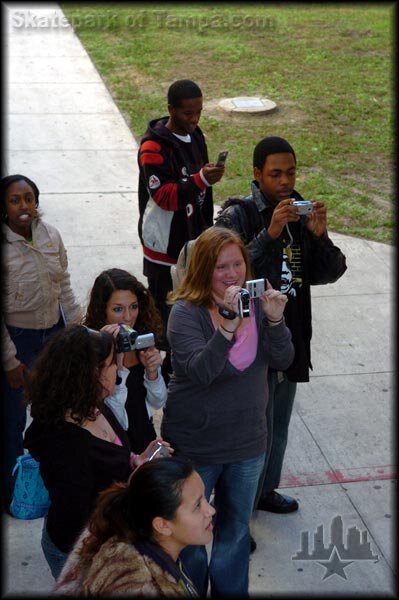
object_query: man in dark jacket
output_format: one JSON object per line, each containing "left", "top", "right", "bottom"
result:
{"left": 138, "top": 80, "right": 224, "bottom": 336}
{"left": 216, "top": 136, "right": 347, "bottom": 520}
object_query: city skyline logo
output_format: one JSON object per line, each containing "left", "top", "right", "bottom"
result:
{"left": 292, "top": 515, "right": 378, "bottom": 580}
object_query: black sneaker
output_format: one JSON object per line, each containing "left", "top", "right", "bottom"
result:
{"left": 250, "top": 535, "right": 257, "bottom": 554}
{"left": 257, "top": 490, "right": 299, "bottom": 513}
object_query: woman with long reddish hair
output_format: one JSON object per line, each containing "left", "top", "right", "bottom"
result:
{"left": 162, "top": 226, "right": 294, "bottom": 597}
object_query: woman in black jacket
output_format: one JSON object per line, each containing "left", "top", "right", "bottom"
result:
{"left": 24, "top": 325, "right": 171, "bottom": 579}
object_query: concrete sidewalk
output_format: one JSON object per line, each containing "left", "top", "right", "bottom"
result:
{"left": 2, "top": 3, "right": 396, "bottom": 597}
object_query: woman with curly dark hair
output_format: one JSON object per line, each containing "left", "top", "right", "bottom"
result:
{"left": 83, "top": 268, "right": 169, "bottom": 454}
{"left": 23, "top": 324, "right": 172, "bottom": 580}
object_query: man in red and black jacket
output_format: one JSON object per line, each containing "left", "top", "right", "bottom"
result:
{"left": 138, "top": 80, "right": 224, "bottom": 338}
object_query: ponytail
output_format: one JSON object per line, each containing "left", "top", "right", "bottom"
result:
{"left": 78, "top": 457, "right": 194, "bottom": 560}
{"left": 79, "top": 482, "right": 133, "bottom": 558}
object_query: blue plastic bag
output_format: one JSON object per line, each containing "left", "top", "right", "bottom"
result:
{"left": 9, "top": 453, "right": 50, "bottom": 519}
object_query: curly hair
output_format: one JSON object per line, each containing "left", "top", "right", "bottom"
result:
{"left": 83, "top": 268, "right": 164, "bottom": 344}
{"left": 24, "top": 325, "right": 114, "bottom": 426}
{"left": 79, "top": 457, "right": 194, "bottom": 559}
{"left": 168, "top": 226, "right": 251, "bottom": 308}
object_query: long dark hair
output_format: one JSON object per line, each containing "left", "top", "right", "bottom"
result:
{"left": 79, "top": 457, "right": 194, "bottom": 558}
{"left": 24, "top": 325, "right": 114, "bottom": 426}
{"left": 83, "top": 268, "right": 164, "bottom": 344}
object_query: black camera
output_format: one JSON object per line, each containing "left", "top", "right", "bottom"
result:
{"left": 238, "top": 289, "right": 251, "bottom": 318}
{"left": 116, "top": 324, "right": 155, "bottom": 353}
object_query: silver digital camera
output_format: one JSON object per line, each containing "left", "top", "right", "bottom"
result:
{"left": 116, "top": 324, "right": 155, "bottom": 353}
{"left": 238, "top": 278, "right": 266, "bottom": 318}
{"left": 292, "top": 200, "right": 313, "bottom": 215}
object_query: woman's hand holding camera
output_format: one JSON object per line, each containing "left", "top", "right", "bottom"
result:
{"left": 223, "top": 285, "right": 242, "bottom": 315}
{"left": 218, "top": 285, "right": 242, "bottom": 338}
{"left": 100, "top": 323, "right": 120, "bottom": 337}
{"left": 139, "top": 346, "right": 162, "bottom": 380}
{"left": 100, "top": 323, "right": 124, "bottom": 368}
{"left": 260, "top": 280, "right": 288, "bottom": 325}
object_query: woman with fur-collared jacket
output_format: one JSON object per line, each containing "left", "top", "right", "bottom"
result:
{"left": 54, "top": 457, "right": 214, "bottom": 597}
{"left": 1, "top": 174, "right": 82, "bottom": 511}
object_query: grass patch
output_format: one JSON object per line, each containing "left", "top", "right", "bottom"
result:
{"left": 61, "top": 3, "right": 394, "bottom": 243}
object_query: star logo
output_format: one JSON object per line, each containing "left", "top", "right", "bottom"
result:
{"left": 292, "top": 515, "right": 378, "bottom": 581}
{"left": 317, "top": 547, "right": 353, "bottom": 580}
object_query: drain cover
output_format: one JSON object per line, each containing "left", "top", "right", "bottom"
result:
{"left": 218, "top": 96, "right": 277, "bottom": 114}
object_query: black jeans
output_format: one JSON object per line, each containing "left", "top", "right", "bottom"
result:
{"left": 145, "top": 261, "right": 173, "bottom": 351}
{"left": 254, "top": 370, "right": 297, "bottom": 506}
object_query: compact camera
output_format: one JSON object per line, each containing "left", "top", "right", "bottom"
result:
{"left": 147, "top": 442, "right": 170, "bottom": 461}
{"left": 116, "top": 324, "right": 155, "bottom": 353}
{"left": 292, "top": 200, "right": 314, "bottom": 215}
{"left": 238, "top": 278, "right": 266, "bottom": 318}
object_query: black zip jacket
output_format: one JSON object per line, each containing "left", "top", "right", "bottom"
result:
{"left": 215, "top": 181, "right": 347, "bottom": 381}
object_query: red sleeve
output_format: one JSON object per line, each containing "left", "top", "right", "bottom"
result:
{"left": 139, "top": 140, "right": 207, "bottom": 212}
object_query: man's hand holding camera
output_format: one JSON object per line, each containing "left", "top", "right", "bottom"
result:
{"left": 267, "top": 198, "right": 327, "bottom": 240}
{"left": 305, "top": 200, "right": 327, "bottom": 238}
{"left": 267, "top": 198, "right": 300, "bottom": 240}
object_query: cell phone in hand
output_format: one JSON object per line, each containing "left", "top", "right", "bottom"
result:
{"left": 147, "top": 442, "right": 169, "bottom": 461}
{"left": 216, "top": 150, "right": 229, "bottom": 166}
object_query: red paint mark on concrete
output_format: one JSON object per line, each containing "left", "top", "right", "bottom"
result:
{"left": 326, "top": 470, "right": 339, "bottom": 483}
{"left": 279, "top": 474, "right": 304, "bottom": 487}
{"left": 280, "top": 465, "right": 396, "bottom": 488}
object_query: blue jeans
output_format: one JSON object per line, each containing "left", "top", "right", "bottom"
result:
{"left": 2, "top": 317, "right": 64, "bottom": 504}
{"left": 180, "top": 453, "right": 265, "bottom": 597}
{"left": 255, "top": 371, "right": 297, "bottom": 505}
{"left": 41, "top": 518, "right": 69, "bottom": 579}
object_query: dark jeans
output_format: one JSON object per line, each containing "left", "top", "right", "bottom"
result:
{"left": 255, "top": 370, "right": 297, "bottom": 506}
{"left": 180, "top": 453, "right": 265, "bottom": 598}
{"left": 144, "top": 260, "right": 172, "bottom": 351}
{"left": 2, "top": 316, "right": 64, "bottom": 505}
{"left": 41, "top": 517, "right": 69, "bottom": 579}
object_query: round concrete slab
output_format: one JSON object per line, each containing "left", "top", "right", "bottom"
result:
{"left": 218, "top": 96, "right": 277, "bottom": 114}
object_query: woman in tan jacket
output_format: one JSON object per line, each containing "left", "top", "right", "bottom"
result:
{"left": 1, "top": 174, "right": 82, "bottom": 511}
